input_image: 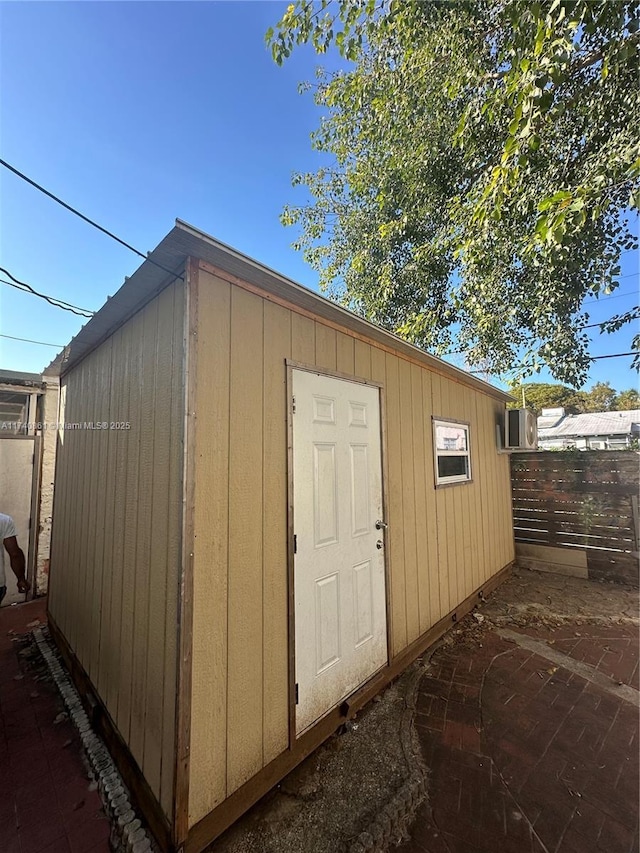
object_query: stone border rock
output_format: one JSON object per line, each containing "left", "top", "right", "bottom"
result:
{"left": 32, "top": 626, "right": 156, "bottom": 853}
{"left": 348, "top": 638, "right": 450, "bottom": 853}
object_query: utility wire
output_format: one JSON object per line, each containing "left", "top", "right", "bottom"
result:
{"left": 0, "top": 270, "right": 94, "bottom": 317}
{"left": 590, "top": 351, "right": 637, "bottom": 360}
{"left": 0, "top": 333, "right": 64, "bottom": 348}
{"left": 468, "top": 351, "right": 638, "bottom": 375}
{"left": 0, "top": 158, "right": 183, "bottom": 281}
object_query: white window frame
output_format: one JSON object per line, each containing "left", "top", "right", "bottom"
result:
{"left": 432, "top": 417, "right": 472, "bottom": 487}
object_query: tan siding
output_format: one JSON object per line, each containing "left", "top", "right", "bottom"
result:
{"left": 354, "top": 339, "right": 372, "bottom": 379}
{"left": 48, "top": 279, "right": 185, "bottom": 816}
{"left": 144, "top": 284, "right": 176, "bottom": 801}
{"left": 187, "top": 272, "right": 512, "bottom": 823}
{"left": 129, "top": 299, "right": 158, "bottom": 767}
{"left": 189, "top": 273, "right": 231, "bottom": 823}
{"left": 160, "top": 287, "right": 184, "bottom": 816}
{"left": 421, "top": 370, "right": 441, "bottom": 622}
{"left": 117, "top": 308, "right": 143, "bottom": 739}
{"left": 336, "top": 331, "right": 355, "bottom": 375}
{"left": 88, "top": 340, "right": 112, "bottom": 682}
{"left": 315, "top": 323, "right": 337, "bottom": 372}
{"left": 226, "top": 286, "right": 265, "bottom": 793}
{"left": 384, "top": 352, "right": 407, "bottom": 655}
{"left": 291, "top": 312, "right": 315, "bottom": 363}
{"left": 398, "top": 359, "right": 419, "bottom": 646}
{"left": 410, "top": 364, "right": 430, "bottom": 634}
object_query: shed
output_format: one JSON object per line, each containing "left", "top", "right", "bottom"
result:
{"left": 47, "top": 221, "right": 514, "bottom": 853}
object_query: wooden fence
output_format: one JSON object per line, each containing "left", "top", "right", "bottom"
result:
{"left": 511, "top": 451, "right": 639, "bottom": 586}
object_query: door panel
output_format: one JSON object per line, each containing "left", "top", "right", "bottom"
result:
{"left": 293, "top": 369, "right": 387, "bottom": 734}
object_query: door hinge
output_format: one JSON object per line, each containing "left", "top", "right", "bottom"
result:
{"left": 295, "top": 683, "right": 299, "bottom": 705}
{"left": 293, "top": 534, "right": 297, "bottom": 554}
{"left": 292, "top": 395, "right": 296, "bottom": 414}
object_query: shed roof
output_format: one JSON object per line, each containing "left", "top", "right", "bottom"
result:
{"left": 46, "top": 220, "right": 511, "bottom": 402}
{"left": 538, "top": 409, "right": 640, "bottom": 439}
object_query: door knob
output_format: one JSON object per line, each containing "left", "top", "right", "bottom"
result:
{"left": 375, "top": 520, "right": 388, "bottom": 530}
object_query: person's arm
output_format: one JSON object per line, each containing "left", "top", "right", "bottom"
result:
{"left": 3, "top": 536, "right": 30, "bottom": 593}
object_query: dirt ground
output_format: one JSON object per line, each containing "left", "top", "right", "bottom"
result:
{"left": 210, "top": 567, "right": 639, "bottom": 853}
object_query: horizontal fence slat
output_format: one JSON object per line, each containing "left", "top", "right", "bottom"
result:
{"left": 513, "top": 507, "right": 634, "bottom": 531}
{"left": 510, "top": 450, "right": 640, "bottom": 566}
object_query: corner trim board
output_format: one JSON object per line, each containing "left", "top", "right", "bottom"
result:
{"left": 173, "top": 257, "right": 199, "bottom": 845}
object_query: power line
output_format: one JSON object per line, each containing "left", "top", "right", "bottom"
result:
{"left": 584, "top": 288, "right": 638, "bottom": 306}
{"left": 0, "top": 158, "right": 183, "bottom": 281}
{"left": 468, "top": 350, "right": 638, "bottom": 374}
{"left": 0, "top": 269, "right": 94, "bottom": 317}
{"left": 591, "top": 351, "right": 637, "bottom": 360}
{"left": 0, "top": 333, "right": 64, "bottom": 348}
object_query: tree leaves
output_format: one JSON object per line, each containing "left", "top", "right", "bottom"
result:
{"left": 267, "top": 0, "right": 640, "bottom": 384}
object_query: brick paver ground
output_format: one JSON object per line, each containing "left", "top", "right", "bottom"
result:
{"left": 400, "top": 596, "right": 639, "bottom": 853}
{"left": 2, "top": 571, "right": 637, "bottom": 853}
{"left": 0, "top": 600, "right": 111, "bottom": 853}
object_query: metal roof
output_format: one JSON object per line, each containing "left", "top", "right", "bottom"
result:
{"left": 46, "top": 220, "right": 512, "bottom": 402}
{"left": 538, "top": 409, "right": 640, "bottom": 438}
{"left": 0, "top": 368, "right": 45, "bottom": 387}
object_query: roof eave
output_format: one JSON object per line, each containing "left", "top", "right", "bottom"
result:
{"left": 49, "top": 219, "right": 513, "bottom": 403}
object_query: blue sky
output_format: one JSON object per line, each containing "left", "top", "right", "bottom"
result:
{"left": 0, "top": 1, "right": 638, "bottom": 394}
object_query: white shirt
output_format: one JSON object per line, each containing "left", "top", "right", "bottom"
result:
{"left": 0, "top": 513, "right": 17, "bottom": 588}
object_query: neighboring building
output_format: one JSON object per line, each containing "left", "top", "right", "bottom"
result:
{"left": 537, "top": 407, "right": 640, "bottom": 450}
{"left": 46, "top": 221, "right": 515, "bottom": 853}
{"left": 0, "top": 368, "right": 60, "bottom": 603}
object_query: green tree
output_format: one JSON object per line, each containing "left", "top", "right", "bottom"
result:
{"left": 613, "top": 387, "right": 640, "bottom": 409}
{"left": 582, "top": 380, "right": 618, "bottom": 411}
{"left": 268, "top": 1, "right": 640, "bottom": 385}
{"left": 508, "top": 382, "right": 585, "bottom": 414}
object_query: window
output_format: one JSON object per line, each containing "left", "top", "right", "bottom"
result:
{"left": 433, "top": 419, "right": 471, "bottom": 486}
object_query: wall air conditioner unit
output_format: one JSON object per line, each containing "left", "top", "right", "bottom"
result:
{"left": 505, "top": 408, "right": 538, "bottom": 450}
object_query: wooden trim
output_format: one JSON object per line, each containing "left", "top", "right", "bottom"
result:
{"left": 198, "top": 259, "right": 510, "bottom": 403}
{"left": 185, "top": 561, "right": 513, "bottom": 853}
{"left": 173, "top": 257, "right": 199, "bottom": 845}
{"left": 47, "top": 615, "right": 173, "bottom": 852}
{"left": 377, "top": 382, "right": 393, "bottom": 667}
{"left": 285, "top": 358, "right": 384, "bottom": 390}
{"left": 286, "top": 363, "right": 296, "bottom": 748}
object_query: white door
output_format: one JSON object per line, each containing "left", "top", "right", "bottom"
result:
{"left": 292, "top": 369, "right": 388, "bottom": 734}
{"left": 0, "top": 438, "right": 35, "bottom": 606}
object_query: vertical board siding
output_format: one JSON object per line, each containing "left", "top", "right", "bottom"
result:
{"left": 189, "top": 274, "right": 231, "bottom": 823}
{"left": 226, "top": 286, "right": 265, "bottom": 793}
{"left": 48, "top": 280, "right": 185, "bottom": 816}
{"left": 384, "top": 353, "right": 407, "bottom": 655}
{"left": 188, "top": 268, "right": 513, "bottom": 826}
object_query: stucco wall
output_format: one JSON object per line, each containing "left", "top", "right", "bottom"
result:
{"left": 35, "top": 376, "right": 60, "bottom": 595}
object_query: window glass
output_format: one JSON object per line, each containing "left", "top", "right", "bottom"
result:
{"left": 435, "top": 424, "right": 467, "bottom": 452}
{"left": 433, "top": 419, "right": 471, "bottom": 486}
